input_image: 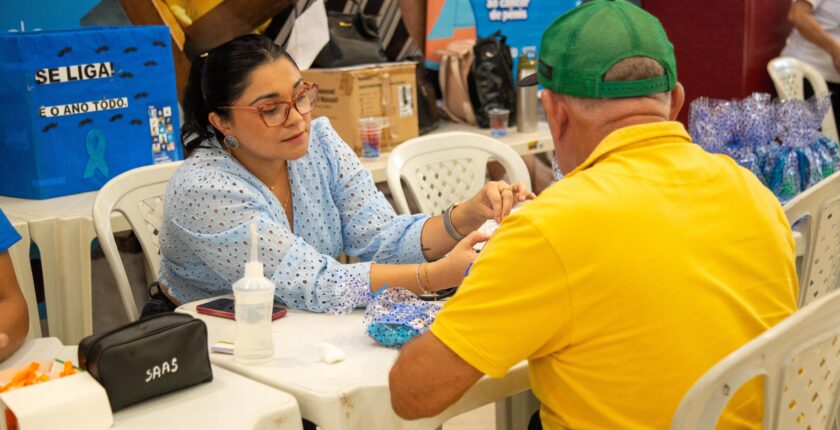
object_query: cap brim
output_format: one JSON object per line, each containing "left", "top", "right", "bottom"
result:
{"left": 518, "top": 73, "right": 539, "bottom": 87}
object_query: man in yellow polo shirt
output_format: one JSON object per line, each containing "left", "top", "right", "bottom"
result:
{"left": 388, "top": 1, "right": 798, "bottom": 429}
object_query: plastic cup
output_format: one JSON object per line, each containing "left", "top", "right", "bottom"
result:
{"left": 359, "top": 117, "right": 383, "bottom": 158}
{"left": 487, "top": 108, "right": 510, "bottom": 138}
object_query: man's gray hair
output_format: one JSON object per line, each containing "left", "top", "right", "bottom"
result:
{"left": 603, "top": 56, "right": 666, "bottom": 83}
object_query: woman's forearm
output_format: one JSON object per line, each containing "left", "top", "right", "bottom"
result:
{"left": 370, "top": 262, "right": 460, "bottom": 295}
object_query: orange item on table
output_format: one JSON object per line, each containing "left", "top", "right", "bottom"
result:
{"left": 0, "top": 360, "right": 78, "bottom": 393}
{"left": 60, "top": 360, "right": 76, "bottom": 377}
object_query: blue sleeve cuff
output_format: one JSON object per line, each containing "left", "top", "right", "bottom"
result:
{"left": 0, "top": 219, "right": 21, "bottom": 253}
{"left": 397, "top": 215, "right": 430, "bottom": 263}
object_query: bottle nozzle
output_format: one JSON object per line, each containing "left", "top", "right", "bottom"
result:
{"left": 249, "top": 223, "right": 258, "bottom": 263}
{"left": 244, "top": 222, "right": 264, "bottom": 278}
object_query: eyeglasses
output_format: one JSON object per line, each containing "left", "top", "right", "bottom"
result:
{"left": 218, "top": 82, "right": 319, "bottom": 127}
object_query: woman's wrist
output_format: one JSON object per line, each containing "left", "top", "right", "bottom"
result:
{"left": 450, "top": 202, "right": 486, "bottom": 237}
{"left": 427, "top": 259, "right": 460, "bottom": 291}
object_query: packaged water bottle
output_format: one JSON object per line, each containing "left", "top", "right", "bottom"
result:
{"left": 233, "top": 223, "right": 276, "bottom": 365}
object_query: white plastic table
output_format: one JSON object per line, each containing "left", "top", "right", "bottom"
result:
{"left": 0, "top": 122, "right": 553, "bottom": 345}
{"left": 178, "top": 299, "right": 533, "bottom": 430}
{"left": 2, "top": 338, "right": 304, "bottom": 430}
{"left": 360, "top": 122, "right": 553, "bottom": 183}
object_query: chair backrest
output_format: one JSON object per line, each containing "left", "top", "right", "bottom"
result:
{"left": 784, "top": 170, "right": 840, "bottom": 307}
{"left": 671, "top": 288, "right": 840, "bottom": 430}
{"left": 386, "top": 132, "right": 532, "bottom": 215}
{"left": 768, "top": 56, "right": 840, "bottom": 143}
{"left": 7, "top": 218, "right": 41, "bottom": 339}
{"left": 92, "top": 161, "right": 181, "bottom": 321}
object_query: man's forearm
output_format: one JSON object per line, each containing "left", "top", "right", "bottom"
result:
{"left": 389, "top": 333, "right": 483, "bottom": 419}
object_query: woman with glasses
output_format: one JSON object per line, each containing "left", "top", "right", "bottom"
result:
{"left": 156, "top": 34, "right": 533, "bottom": 314}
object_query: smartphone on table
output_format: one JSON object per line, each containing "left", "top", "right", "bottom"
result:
{"left": 196, "top": 297, "right": 288, "bottom": 320}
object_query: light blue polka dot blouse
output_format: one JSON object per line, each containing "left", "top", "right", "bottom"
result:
{"left": 159, "top": 117, "right": 428, "bottom": 312}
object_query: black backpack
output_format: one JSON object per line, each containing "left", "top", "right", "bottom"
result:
{"left": 469, "top": 31, "right": 517, "bottom": 128}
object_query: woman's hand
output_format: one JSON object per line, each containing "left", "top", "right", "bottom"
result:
{"left": 458, "top": 181, "right": 536, "bottom": 226}
{"left": 428, "top": 232, "right": 489, "bottom": 290}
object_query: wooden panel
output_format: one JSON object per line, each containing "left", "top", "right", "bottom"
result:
{"left": 119, "top": 0, "right": 185, "bottom": 47}
{"left": 120, "top": 0, "right": 190, "bottom": 101}
{"left": 183, "top": 0, "right": 295, "bottom": 59}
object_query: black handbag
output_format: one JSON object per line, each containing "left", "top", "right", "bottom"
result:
{"left": 312, "top": 3, "right": 388, "bottom": 68}
{"left": 412, "top": 58, "right": 441, "bottom": 135}
{"left": 78, "top": 313, "right": 213, "bottom": 411}
{"left": 469, "top": 31, "right": 517, "bottom": 128}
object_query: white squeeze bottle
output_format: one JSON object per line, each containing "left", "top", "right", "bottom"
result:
{"left": 233, "top": 223, "right": 276, "bottom": 365}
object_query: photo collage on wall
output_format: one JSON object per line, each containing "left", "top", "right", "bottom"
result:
{"left": 149, "top": 105, "right": 178, "bottom": 164}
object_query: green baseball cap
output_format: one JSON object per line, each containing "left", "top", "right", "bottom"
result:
{"left": 519, "top": 0, "right": 677, "bottom": 99}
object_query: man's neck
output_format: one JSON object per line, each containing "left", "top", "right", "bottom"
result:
{"left": 565, "top": 115, "right": 672, "bottom": 173}
{"left": 591, "top": 115, "right": 671, "bottom": 148}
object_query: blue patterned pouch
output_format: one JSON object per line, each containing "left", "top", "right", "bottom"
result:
{"left": 364, "top": 288, "right": 441, "bottom": 348}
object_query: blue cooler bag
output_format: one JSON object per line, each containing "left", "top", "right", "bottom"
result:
{"left": 0, "top": 26, "right": 182, "bottom": 199}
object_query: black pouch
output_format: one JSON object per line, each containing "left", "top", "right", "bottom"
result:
{"left": 469, "top": 31, "right": 517, "bottom": 128}
{"left": 78, "top": 313, "right": 213, "bottom": 411}
{"left": 312, "top": 1, "right": 388, "bottom": 68}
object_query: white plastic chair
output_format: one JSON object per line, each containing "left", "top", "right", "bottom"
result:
{"left": 92, "top": 162, "right": 182, "bottom": 321}
{"left": 6, "top": 217, "right": 41, "bottom": 339}
{"left": 768, "top": 57, "right": 840, "bottom": 143}
{"left": 386, "top": 132, "right": 532, "bottom": 215}
{"left": 784, "top": 170, "right": 840, "bottom": 307}
{"left": 671, "top": 288, "right": 840, "bottom": 430}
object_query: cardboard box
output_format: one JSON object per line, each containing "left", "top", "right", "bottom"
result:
{"left": 302, "top": 62, "right": 419, "bottom": 155}
{"left": 0, "top": 368, "right": 112, "bottom": 430}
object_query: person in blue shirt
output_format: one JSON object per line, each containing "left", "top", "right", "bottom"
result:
{"left": 157, "top": 35, "right": 533, "bottom": 313}
{"left": 0, "top": 209, "right": 28, "bottom": 362}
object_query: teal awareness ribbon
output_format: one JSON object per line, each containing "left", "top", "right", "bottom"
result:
{"left": 83, "top": 129, "right": 109, "bottom": 179}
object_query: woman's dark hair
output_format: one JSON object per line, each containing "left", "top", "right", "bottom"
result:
{"left": 181, "top": 34, "right": 297, "bottom": 156}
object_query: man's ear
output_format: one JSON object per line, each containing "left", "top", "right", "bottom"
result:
{"left": 541, "top": 90, "right": 568, "bottom": 143}
{"left": 208, "top": 112, "right": 232, "bottom": 136}
{"left": 669, "top": 82, "right": 685, "bottom": 121}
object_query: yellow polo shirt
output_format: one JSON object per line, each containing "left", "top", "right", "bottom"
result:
{"left": 431, "top": 121, "right": 798, "bottom": 429}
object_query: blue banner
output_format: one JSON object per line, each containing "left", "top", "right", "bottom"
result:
{"left": 469, "top": 0, "right": 578, "bottom": 60}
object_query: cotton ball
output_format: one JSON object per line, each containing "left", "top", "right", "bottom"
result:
{"left": 317, "top": 342, "right": 345, "bottom": 364}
